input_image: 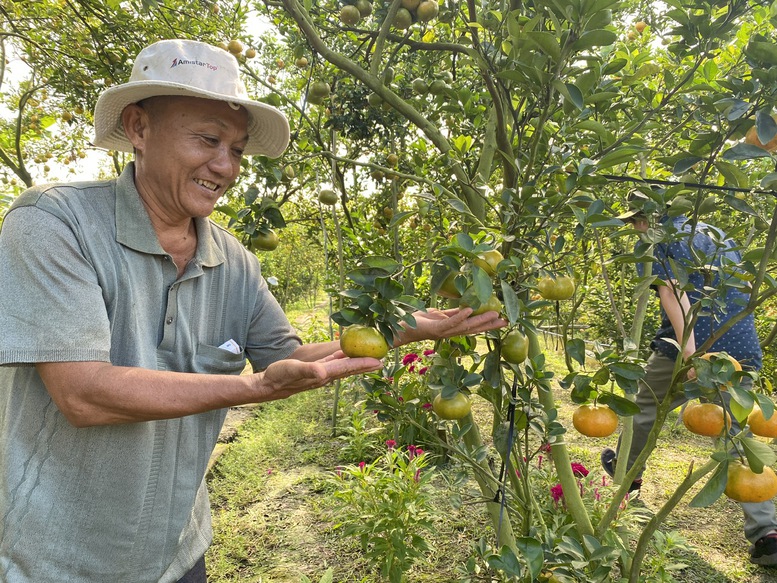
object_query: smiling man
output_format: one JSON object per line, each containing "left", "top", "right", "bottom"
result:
{"left": 0, "top": 40, "right": 506, "bottom": 583}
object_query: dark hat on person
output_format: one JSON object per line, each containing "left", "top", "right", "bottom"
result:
{"left": 615, "top": 191, "right": 650, "bottom": 221}
{"left": 93, "top": 39, "right": 290, "bottom": 158}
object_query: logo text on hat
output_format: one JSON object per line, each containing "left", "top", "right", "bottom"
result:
{"left": 170, "top": 57, "right": 218, "bottom": 72}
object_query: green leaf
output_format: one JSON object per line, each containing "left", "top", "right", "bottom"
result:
{"left": 672, "top": 156, "right": 703, "bottom": 174}
{"left": 552, "top": 80, "right": 584, "bottom": 110}
{"left": 566, "top": 338, "right": 587, "bottom": 366}
{"left": 756, "top": 394, "right": 775, "bottom": 420}
{"left": 516, "top": 537, "right": 544, "bottom": 579}
{"left": 601, "top": 58, "right": 627, "bottom": 75}
{"left": 745, "top": 41, "right": 777, "bottom": 66}
{"left": 759, "top": 172, "right": 777, "bottom": 189}
{"left": 571, "top": 29, "right": 617, "bottom": 52}
{"left": 597, "top": 392, "right": 640, "bottom": 416}
{"left": 525, "top": 31, "right": 561, "bottom": 61}
{"left": 487, "top": 545, "right": 524, "bottom": 576}
{"left": 722, "top": 143, "right": 773, "bottom": 160}
{"left": 621, "top": 63, "right": 661, "bottom": 85}
{"left": 572, "top": 120, "right": 614, "bottom": 143}
{"left": 742, "top": 437, "right": 777, "bottom": 472}
{"left": 714, "top": 160, "right": 749, "bottom": 188}
{"left": 501, "top": 280, "right": 521, "bottom": 325}
{"left": 689, "top": 460, "right": 727, "bottom": 507}
{"left": 595, "top": 146, "right": 646, "bottom": 169}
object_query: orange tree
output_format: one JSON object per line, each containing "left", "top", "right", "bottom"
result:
{"left": 241, "top": 0, "right": 777, "bottom": 579}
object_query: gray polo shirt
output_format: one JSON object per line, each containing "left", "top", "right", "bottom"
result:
{"left": 0, "top": 164, "right": 301, "bottom": 582}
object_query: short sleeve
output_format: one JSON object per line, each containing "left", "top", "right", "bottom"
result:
{"left": 244, "top": 274, "right": 302, "bottom": 371}
{"left": 0, "top": 205, "right": 111, "bottom": 365}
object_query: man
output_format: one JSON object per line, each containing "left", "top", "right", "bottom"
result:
{"left": 601, "top": 194, "right": 777, "bottom": 566}
{"left": 0, "top": 39, "right": 506, "bottom": 582}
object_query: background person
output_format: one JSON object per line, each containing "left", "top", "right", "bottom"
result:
{"left": 601, "top": 194, "right": 777, "bottom": 566}
{"left": 0, "top": 39, "right": 506, "bottom": 583}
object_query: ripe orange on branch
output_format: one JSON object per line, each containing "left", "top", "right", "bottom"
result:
{"left": 745, "top": 116, "right": 777, "bottom": 152}
{"left": 748, "top": 405, "right": 777, "bottom": 438}
{"left": 725, "top": 462, "right": 777, "bottom": 503}
{"left": 572, "top": 404, "right": 618, "bottom": 437}
{"left": 682, "top": 401, "right": 731, "bottom": 437}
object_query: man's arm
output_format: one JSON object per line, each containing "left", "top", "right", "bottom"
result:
{"left": 286, "top": 307, "right": 507, "bottom": 362}
{"left": 657, "top": 279, "right": 696, "bottom": 359}
{"left": 38, "top": 307, "right": 506, "bottom": 428}
{"left": 36, "top": 354, "right": 382, "bottom": 428}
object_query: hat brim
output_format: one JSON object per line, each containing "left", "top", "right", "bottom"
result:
{"left": 616, "top": 209, "right": 642, "bottom": 221}
{"left": 93, "top": 81, "right": 290, "bottom": 158}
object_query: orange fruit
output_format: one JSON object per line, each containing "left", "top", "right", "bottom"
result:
{"left": 700, "top": 352, "right": 742, "bottom": 371}
{"left": 473, "top": 249, "right": 503, "bottom": 277}
{"left": 748, "top": 405, "right": 777, "bottom": 438}
{"left": 745, "top": 117, "right": 777, "bottom": 152}
{"left": 682, "top": 401, "right": 731, "bottom": 437}
{"left": 339, "top": 325, "right": 389, "bottom": 358}
{"left": 700, "top": 352, "right": 742, "bottom": 390}
{"left": 433, "top": 392, "right": 472, "bottom": 420}
{"left": 572, "top": 404, "right": 618, "bottom": 437}
{"left": 537, "top": 275, "right": 576, "bottom": 301}
{"left": 725, "top": 462, "right": 777, "bottom": 503}
{"left": 437, "top": 271, "right": 462, "bottom": 299}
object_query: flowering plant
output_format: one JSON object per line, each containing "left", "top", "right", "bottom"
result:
{"left": 330, "top": 442, "right": 437, "bottom": 583}
{"left": 360, "top": 349, "right": 441, "bottom": 452}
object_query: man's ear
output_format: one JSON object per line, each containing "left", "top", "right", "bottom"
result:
{"left": 121, "top": 103, "right": 150, "bottom": 151}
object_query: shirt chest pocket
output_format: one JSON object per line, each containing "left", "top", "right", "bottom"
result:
{"left": 193, "top": 342, "right": 248, "bottom": 375}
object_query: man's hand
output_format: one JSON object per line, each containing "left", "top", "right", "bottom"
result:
{"left": 254, "top": 353, "right": 383, "bottom": 401}
{"left": 398, "top": 307, "right": 508, "bottom": 346}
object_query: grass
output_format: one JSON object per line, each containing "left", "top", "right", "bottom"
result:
{"left": 205, "top": 331, "right": 777, "bottom": 582}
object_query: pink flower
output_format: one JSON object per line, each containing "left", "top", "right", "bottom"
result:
{"left": 408, "top": 365, "right": 416, "bottom": 372}
{"left": 359, "top": 461, "right": 366, "bottom": 471}
{"left": 550, "top": 483, "right": 564, "bottom": 502}
{"left": 386, "top": 439, "right": 396, "bottom": 450}
{"left": 418, "top": 367, "right": 428, "bottom": 375}
{"left": 571, "top": 462, "right": 589, "bottom": 478}
{"left": 423, "top": 349, "right": 435, "bottom": 356}
{"left": 540, "top": 442, "right": 552, "bottom": 453}
{"left": 402, "top": 353, "right": 419, "bottom": 366}
{"left": 422, "top": 403, "right": 432, "bottom": 409}
{"left": 537, "top": 455, "right": 544, "bottom": 468}
{"left": 414, "top": 469, "right": 421, "bottom": 482}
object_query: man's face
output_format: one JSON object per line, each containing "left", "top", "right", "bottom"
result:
{"left": 128, "top": 95, "right": 249, "bottom": 220}
{"left": 624, "top": 215, "right": 649, "bottom": 233}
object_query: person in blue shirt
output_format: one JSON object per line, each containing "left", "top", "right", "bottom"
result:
{"left": 601, "top": 199, "right": 777, "bottom": 566}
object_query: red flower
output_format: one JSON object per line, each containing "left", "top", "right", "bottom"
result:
{"left": 550, "top": 483, "right": 564, "bottom": 502}
{"left": 402, "top": 353, "right": 420, "bottom": 366}
{"left": 571, "top": 462, "right": 589, "bottom": 478}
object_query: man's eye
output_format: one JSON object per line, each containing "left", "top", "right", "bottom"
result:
{"left": 202, "top": 135, "right": 219, "bottom": 145}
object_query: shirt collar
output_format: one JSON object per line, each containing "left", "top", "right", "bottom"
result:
{"left": 115, "top": 162, "right": 225, "bottom": 269}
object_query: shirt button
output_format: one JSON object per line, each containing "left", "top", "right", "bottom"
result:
{"left": 166, "top": 316, "right": 173, "bottom": 325}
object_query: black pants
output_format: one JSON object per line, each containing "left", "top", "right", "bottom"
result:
{"left": 176, "top": 556, "right": 207, "bottom": 583}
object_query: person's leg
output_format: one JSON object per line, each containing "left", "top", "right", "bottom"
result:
{"left": 176, "top": 556, "right": 207, "bottom": 583}
{"left": 718, "top": 380, "right": 777, "bottom": 553}
{"left": 621, "top": 352, "right": 685, "bottom": 473}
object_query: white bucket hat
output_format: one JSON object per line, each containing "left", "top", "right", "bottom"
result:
{"left": 93, "top": 39, "right": 290, "bottom": 158}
